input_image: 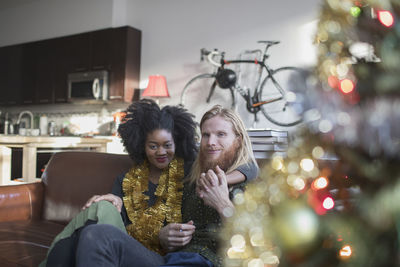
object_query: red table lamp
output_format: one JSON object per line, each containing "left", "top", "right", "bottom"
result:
{"left": 141, "top": 75, "right": 170, "bottom": 104}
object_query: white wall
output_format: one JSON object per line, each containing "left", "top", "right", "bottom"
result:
{"left": 0, "top": 0, "right": 321, "bottom": 130}
{"left": 126, "top": 0, "right": 320, "bottom": 130}
{"left": 0, "top": 0, "right": 113, "bottom": 45}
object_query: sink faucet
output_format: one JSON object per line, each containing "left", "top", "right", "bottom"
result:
{"left": 17, "top": 110, "right": 34, "bottom": 129}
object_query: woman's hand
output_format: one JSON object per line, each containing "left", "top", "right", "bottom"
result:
{"left": 159, "top": 221, "right": 196, "bottom": 252}
{"left": 82, "top": 193, "right": 123, "bottom": 212}
{"left": 197, "top": 166, "right": 234, "bottom": 218}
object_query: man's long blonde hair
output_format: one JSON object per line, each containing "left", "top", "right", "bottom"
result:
{"left": 187, "top": 105, "right": 256, "bottom": 184}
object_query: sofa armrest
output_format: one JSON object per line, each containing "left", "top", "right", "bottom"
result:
{"left": 0, "top": 182, "right": 44, "bottom": 222}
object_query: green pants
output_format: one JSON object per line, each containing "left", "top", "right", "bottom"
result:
{"left": 39, "top": 201, "right": 126, "bottom": 267}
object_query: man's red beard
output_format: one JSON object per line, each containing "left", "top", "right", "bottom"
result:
{"left": 199, "top": 140, "right": 240, "bottom": 173}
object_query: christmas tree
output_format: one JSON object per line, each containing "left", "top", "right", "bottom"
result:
{"left": 222, "top": 0, "right": 400, "bottom": 266}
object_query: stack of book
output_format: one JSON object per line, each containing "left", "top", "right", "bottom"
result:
{"left": 247, "top": 129, "right": 289, "bottom": 159}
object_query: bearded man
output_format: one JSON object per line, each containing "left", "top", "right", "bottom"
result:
{"left": 160, "top": 105, "right": 258, "bottom": 267}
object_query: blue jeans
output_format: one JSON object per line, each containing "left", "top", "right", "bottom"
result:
{"left": 161, "top": 252, "right": 213, "bottom": 267}
{"left": 76, "top": 224, "right": 164, "bottom": 267}
{"left": 76, "top": 224, "right": 213, "bottom": 267}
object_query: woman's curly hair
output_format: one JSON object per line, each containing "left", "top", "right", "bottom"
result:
{"left": 118, "top": 99, "right": 198, "bottom": 165}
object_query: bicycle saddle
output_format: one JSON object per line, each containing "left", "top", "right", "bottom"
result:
{"left": 257, "top": 40, "right": 280, "bottom": 45}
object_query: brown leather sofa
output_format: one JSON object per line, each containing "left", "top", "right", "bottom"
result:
{"left": 0, "top": 151, "right": 132, "bottom": 267}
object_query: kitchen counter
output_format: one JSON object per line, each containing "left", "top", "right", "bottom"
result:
{"left": 0, "top": 135, "right": 111, "bottom": 185}
{"left": 0, "top": 135, "right": 112, "bottom": 144}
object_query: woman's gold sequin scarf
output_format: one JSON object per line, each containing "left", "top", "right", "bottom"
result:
{"left": 122, "top": 157, "right": 184, "bottom": 254}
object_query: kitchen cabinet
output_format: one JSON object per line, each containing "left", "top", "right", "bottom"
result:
{"left": 56, "top": 26, "right": 141, "bottom": 103}
{"left": 108, "top": 26, "right": 141, "bottom": 102}
{"left": 21, "top": 43, "right": 36, "bottom": 104}
{"left": 62, "top": 33, "right": 92, "bottom": 73}
{"left": 51, "top": 29, "right": 108, "bottom": 103}
{"left": 0, "top": 26, "right": 141, "bottom": 105}
{"left": 91, "top": 28, "right": 113, "bottom": 70}
{"left": 0, "top": 45, "right": 23, "bottom": 105}
{"left": 35, "top": 40, "right": 56, "bottom": 104}
{"left": 53, "top": 50, "right": 69, "bottom": 103}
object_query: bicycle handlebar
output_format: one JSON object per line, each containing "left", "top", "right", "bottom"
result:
{"left": 207, "top": 51, "right": 222, "bottom": 67}
{"left": 200, "top": 48, "right": 223, "bottom": 67}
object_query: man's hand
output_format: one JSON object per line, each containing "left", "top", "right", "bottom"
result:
{"left": 82, "top": 194, "right": 123, "bottom": 212}
{"left": 197, "top": 166, "right": 234, "bottom": 218}
{"left": 159, "top": 221, "right": 196, "bottom": 252}
{"left": 196, "top": 170, "right": 218, "bottom": 198}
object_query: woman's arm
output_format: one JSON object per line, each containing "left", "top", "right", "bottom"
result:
{"left": 82, "top": 194, "right": 123, "bottom": 212}
{"left": 201, "top": 161, "right": 259, "bottom": 188}
{"left": 216, "top": 161, "right": 260, "bottom": 186}
{"left": 81, "top": 173, "right": 131, "bottom": 226}
{"left": 225, "top": 170, "right": 246, "bottom": 185}
{"left": 234, "top": 161, "right": 259, "bottom": 182}
{"left": 82, "top": 174, "right": 124, "bottom": 211}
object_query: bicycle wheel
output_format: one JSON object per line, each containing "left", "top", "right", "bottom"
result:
{"left": 180, "top": 73, "right": 235, "bottom": 121}
{"left": 258, "top": 67, "right": 304, "bottom": 127}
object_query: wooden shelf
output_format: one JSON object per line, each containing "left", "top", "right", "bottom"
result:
{"left": 0, "top": 136, "right": 110, "bottom": 185}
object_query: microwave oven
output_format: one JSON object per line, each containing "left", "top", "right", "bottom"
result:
{"left": 67, "top": 70, "right": 109, "bottom": 102}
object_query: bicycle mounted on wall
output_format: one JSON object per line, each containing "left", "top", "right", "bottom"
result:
{"left": 180, "top": 41, "right": 305, "bottom": 127}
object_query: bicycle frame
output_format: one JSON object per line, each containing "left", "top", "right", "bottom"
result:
{"left": 218, "top": 53, "right": 282, "bottom": 115}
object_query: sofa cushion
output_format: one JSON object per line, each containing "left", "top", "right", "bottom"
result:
{"left": 0, "top": 220, "right": 65, "bottom": 267}
{"left": 42, "top": 151, "right": 132, "bottom": 224}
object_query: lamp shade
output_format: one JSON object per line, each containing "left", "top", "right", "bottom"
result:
{"left": 142, "top": 75, "right": 170, "bottom": 98}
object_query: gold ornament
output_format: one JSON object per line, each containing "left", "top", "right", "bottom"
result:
{"left": 272, "top": 200, "right": 319, "bottom": 254}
